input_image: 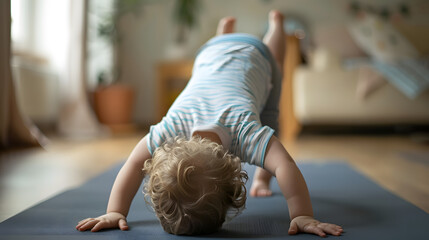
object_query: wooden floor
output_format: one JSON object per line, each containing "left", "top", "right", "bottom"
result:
{"left": 0, "top": 131, "right": 428, "bottom": 222}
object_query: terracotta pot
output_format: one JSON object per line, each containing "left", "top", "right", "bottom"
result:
{"left": 93, "top": 84, "right": 135, "bottom": 125}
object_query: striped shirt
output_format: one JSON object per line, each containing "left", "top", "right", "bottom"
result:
{"left": 147, "top": 33, "right": 275, "bottom": 167}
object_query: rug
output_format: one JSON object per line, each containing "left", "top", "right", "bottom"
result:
{"left": 0, "top": 162, "right": 428, "bottom": 240}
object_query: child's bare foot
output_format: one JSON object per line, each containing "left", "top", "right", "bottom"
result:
{"left": 268, "top": 9, "right": 284, "bottom": 26}
{"left": 216, "top": 17, "right": 236, "bottom": 35}
{"left": 251, "top": 167, "right": 273, "bottom": 197}
{"left": 250, "top": 179, "right": 272, "bottom": 197}
{"left": 263, "top": 9, "right": 285, "bottom": 72}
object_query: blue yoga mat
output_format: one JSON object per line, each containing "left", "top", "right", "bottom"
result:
{"left": 0, "top": 162, "right": 428, "bottom": 240}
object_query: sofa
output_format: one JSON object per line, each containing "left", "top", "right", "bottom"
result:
{"left": 280, "top": 12, "right": 429, "bottom": 141}
{"left": 293, "top": 49, "right": 429, "bottom": 125}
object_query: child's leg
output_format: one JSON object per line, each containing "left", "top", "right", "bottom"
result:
{"left": 250, "top": 167, "right": 273, "bottom": 197}
{"left": 216, "top": 17, "right": 236, "bottom": 35}
{"left": 250, "top": 10, "right": 285, "bottom": 198}
{"left": 263, "top": 10, "right": 285, "bottom": 71}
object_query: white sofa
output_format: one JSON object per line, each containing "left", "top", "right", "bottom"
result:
{"left": 292, "top": 49, "right": 429, "bottom": 126}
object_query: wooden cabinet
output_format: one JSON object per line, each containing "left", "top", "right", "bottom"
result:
{"left": 280, "top": 35, "right": 301, "bottom": 142}
{"left": 156, "top": 60, "right": 193, "bottom": 121}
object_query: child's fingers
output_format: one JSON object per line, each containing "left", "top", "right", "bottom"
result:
{"left": 91, "top": 221, "right": 110, "bottom": 232}
{"left": 288, "top": 221, "right": 298, "bottom": 235}
{"left": 77, "top": 218, "right": 93, "bottom": 226}
{"left": 118, "top": 219, "right": 129, "bottom": 231}
{"left": 77, "top": 218, "right": 89, "bottom": 224}
{"left": 78, "top": 219, "right": 99, "bottom": 231}
{"left": 319, "top": 223, "right": 343, "bottom": 236}
{"left": 76, "top": 218, "right": 93, "bottom": 230}
{"left": 303, "top": 224, "right": 326, "bottom": 237}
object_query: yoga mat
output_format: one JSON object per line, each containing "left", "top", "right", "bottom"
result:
{"left": 1, "top": 162, "right": 428, "bottom": 240}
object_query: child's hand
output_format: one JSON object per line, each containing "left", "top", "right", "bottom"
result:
{"left": 288, "top": 216, "right": 343, "bottom": 237}
{"left": 76, "top": 212, "right": 129, "bottom": 232}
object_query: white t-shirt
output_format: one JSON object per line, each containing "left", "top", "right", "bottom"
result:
{"left": 147, "top": 33, "right": 274, "bottom": 167}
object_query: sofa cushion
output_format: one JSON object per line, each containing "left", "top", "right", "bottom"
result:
{"left": 348, "top": 13, "right": 419, "bottom": 63}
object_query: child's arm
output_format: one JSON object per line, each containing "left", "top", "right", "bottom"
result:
{"left": 76, "top": 135, "right": 151, "bottom": 232}
{"left": 263, "top": 136, "right": 343, "bottom": 237}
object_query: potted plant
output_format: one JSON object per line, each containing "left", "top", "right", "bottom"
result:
{"left": 92, "top": 0, "right": 200, "bottom": 129}
{"left": 92, "top": 0, "right": 145, "bottom": 131}
{"left": 93, "top": 73, "right": 135, "bottom": 129}
{"left": 173, "top": 0, "right": 200, "bottom": 44}
{"left": 165, "top": 0, "right": 200, "bottom": 59}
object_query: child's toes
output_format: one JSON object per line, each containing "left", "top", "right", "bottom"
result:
{"left": 250, "top": 186, "right": 272, "bottom": 197}
{"left": 258, "top": 189, "right": 272, "bottom": 197}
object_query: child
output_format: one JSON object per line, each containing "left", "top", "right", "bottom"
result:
{"left": 76, "top": 10, "right": 343, "bottom": 237}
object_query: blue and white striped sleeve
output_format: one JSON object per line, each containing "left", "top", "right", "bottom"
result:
{"left": 146, "top": 117, "right": 179, "bottom": 155}
{"left": 233, "top": 120, "right": 275, "bottom": 168}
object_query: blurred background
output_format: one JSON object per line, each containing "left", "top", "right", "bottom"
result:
{"left": 6, "top": 0, "right": 429, "bottom": 138}
{"left": 1, "top": 0, "right": 428, "bottom": 223}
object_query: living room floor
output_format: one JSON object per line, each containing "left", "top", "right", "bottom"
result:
{"left": 0, "top": 130, "right": 428, "bottom": 222}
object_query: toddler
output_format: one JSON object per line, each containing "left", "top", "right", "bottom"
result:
{"left": 76, "top": 10, "right": 343, "bottom": 237}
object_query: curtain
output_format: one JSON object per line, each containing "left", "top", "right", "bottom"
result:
{"left": 0, "top": 0, "right": 43, "bottom": 149}
{"left": 57, "top": 0, "right": 103, "bottom": 139}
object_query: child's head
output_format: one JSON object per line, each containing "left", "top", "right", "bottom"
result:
{"left": 143, "top": 136, "right": 248, "bottom": 235}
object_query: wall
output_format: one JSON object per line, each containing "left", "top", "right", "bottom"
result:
{"left": 115, "top": 0, "right": 427, "bottom": 126}
{"left": 11, "top": 0, "right": 69, "bottom": 126}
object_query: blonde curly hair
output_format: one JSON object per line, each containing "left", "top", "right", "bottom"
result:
{"left": 143, "top": 136, "right": 248, "bottom": 235}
